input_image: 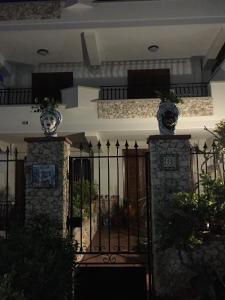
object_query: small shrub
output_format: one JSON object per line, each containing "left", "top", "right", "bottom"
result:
{"left": 0, "top": 273, "right": 26, "bottom": 300}
{"left": 0, "top": 215, "right": 76, "bottom": 300}
{"left": 158, "top": 174, "right": 225, "bottom": 250}
{"left": 72, "top": 180, "right": 98, "bottom": 219}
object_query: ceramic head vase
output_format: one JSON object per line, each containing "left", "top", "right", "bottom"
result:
{"left": 40, "top": 106, "right": 62, "bottom": 137}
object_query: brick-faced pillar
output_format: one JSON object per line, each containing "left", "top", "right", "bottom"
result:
{"left": 24, "top": 137, "right": 72, "bottom": 237}
{"left": 148, "top": 135, "right": 192, "bottom": 296}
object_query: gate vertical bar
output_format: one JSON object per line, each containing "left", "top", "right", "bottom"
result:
{"left": 145, "top": 152, "right": 153, "bottom": 300}
{"left": 135, "top": 141, "right": 140, "bottom": 250}
{"left": 203, "top": 142, "right": 208, "bottom": 174}
{"left": 125, "top": 140, "right": 130, "bottom": 251}
{"left": 5, "top": 147, "right": 9, "bottom": 239}
{"left": 107, "top": 140, "right": 111, "bottom": 252}
{"left": 222, "top": 152, "right": 225, "bottom": 183}
{"left": 14, "top": 148, "right": 18, "bottom": 223}
{"left": 212, "top": 141, "right": 217, "bottom": 180}
{"left": 116, "top": 140, "right": 121, "bottom": 251}
{"left": 69, "top": 157, "right": 74, "bottom": 239}
{"left": 80, "top": 144, "right": 83, "bottom": 252}
{"left": 195, "top": 146, "right": 200, "bottom": 197}
{"left": 97, "top": 141, "right": 102, "bottom": 251}
{"left": 89, "top": 142, "right": 93, "bottom": 252}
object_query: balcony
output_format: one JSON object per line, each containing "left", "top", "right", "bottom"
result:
{"left": 0, "top": 0, "right": 50, "bottom": 2}
{"left": 97, "top": 82, "right": 213, "bottom": 119}
{"left": 99, "top": 82, "right": 210, "bottom": 100}
{"left": 0, "top": 88, "right": 32, "bottom": 105}
{"left": 0, "top": 82, "right": 210, "bottom": 106}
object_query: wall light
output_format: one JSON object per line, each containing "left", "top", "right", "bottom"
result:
{"left": 36, "top": 49, "right": 49, "bottom": 56}
{"left": 148, "top": 45, "right": 159, "bottom": 53}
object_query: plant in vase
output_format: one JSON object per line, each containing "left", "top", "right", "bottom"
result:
{"left": 156, "top": 90, "right": 183, "bottom": 135}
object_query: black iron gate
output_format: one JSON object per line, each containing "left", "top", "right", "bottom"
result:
{"left": 0, "top": 147, "right": 25, "bottom": 239}
{"left": 68, "top": 141, "right": 152, "bottom": 300}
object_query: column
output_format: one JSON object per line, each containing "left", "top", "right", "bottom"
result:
{"left": 24, "top": 137, "right": 71, "bottom": 237}
{"left": 148, "top": 135, "right": 192, "bottom": 296}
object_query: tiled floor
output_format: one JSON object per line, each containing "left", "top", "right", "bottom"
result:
{"left": 76, "top": 225, "right": 149, "bottom": 265}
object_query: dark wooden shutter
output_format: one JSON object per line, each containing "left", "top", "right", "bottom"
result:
{"left": 127, "top": 69, "right": 170, "bottom": 99}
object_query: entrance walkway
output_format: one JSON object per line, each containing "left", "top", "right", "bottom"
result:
{"left": 75, "top": 266, "right": 147, "bottom": 300}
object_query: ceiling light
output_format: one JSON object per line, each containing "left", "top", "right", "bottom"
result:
{"left": 148, "top": 45, "right": 159, "bottom": 53}
{"left": 36, "top": 49, "right": 49, "bottom": 56}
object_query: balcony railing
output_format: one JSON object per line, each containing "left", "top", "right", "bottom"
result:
{"left": 0, "top": 88, "right": 32, "bottom": 105}
{"left": 99, "top": 82, "right": 210, "bottom": 100}
{"left": 0, "top": 0, "right": 50, "bottom": 2}
{"left": 0, "top": 82, "right": 210, "bottom": 105}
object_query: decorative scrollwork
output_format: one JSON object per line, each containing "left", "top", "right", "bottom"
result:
{"left": 102, "top": 254, "right": 117, "bottom": 264}
{"left": 93, "top": 245, "right": 106, "bottom": 252}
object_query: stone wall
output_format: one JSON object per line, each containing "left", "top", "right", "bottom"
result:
{"left": 148, "top": 135, "right": 192, "bottom": 296}
{"left": 0, "top": 1, "right": 61, "bottom": 21}
{"left": 97, "top": 97, "right": 213, "bottom": 119}
{"left": 24, "top": 137, "right": 71, "bottom": 237}
{"left": 74, "top": 205, "right": 98, "bottom": 261}
{"left": 158, "top": 240, "right": 225, "bottom": 296}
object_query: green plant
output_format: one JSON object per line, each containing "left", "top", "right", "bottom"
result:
{"left": 72, "top": 180, "right": 98, "bottom": 219}
{"left": 0, "top": 273, "right": 26, "bottom": 300}
{"left": 200, "top": 173, "right": 225, "bottom": 233}
{"left": 0, "top": 188, "right": 14, "bottom": 203}
{"left": 32, "top": 97, "right": 59, "bottom": 113}
{"left": 214, "top": 119, "right": 225, "bottom": 150}
{"left": 158, "top": 174, "right": 225, "bottom": 250}
{"left": 156, "top": 90, "right": 183, "bottom": 104}
{"left": 0, "top": 215, "right": 76, "bottom": 300}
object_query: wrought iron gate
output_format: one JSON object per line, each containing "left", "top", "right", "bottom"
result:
{"left": 68, "top": 141, "right": 152, "bottom": 299}
{"left": 0, "top": 147, "right": 25, "bottom": 238}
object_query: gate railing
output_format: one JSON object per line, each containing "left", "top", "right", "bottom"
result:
{"left": 69, "top": 140, "right": 152, "bottom": 265}
{"left": 191, "top": 141, "right": 225, "bottom": 195}
{"left": 0, "top": 147, "right": 25, "bottom": 238}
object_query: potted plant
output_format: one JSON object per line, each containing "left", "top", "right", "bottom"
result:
{"left": 156, "top": 90, "right": 183, "bottom": 135}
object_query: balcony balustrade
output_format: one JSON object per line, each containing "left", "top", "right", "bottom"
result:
{"left": 0, "top": 88, "right": 32, "bottom": 105}
{"left": 99, "top": 82, "right": 210, "bottom": 100}
{"left": 0, "top": 82, "right": 210, "bottom": 105}
{"left": 0, "top": 0, "right": 50, "bottom": 2}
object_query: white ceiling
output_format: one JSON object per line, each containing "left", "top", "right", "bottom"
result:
{"left": 0, "top": 23, "right": 221, "bottom": 65}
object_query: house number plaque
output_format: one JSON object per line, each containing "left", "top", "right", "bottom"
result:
{"left": 160, "top": 154, "right": 178, "bottom": 171}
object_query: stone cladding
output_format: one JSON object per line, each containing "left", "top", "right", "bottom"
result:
{"left": 24, "top": 137, "right": 71, "bottom": 237}
{"left": 148, "top": 135, "right": 192, "bottom": 295}
{"left": 157, "top": 240, "right": 225, "bottom": 296}
{"left": 0, "top": 1, "right": 61, "bottom": 21}
{"left": 97, "top": 97, "right": 213, "bottom": 119}
{"left": 148, "top": 135, "right": 225, "bottom": 297}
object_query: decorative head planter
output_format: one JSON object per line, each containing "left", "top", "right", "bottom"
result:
{"left": 157, "top": 101, "right": 179, "bottom": 135}
{"left": 40, "top": 108, "right": 62, "bottom": 137}
{"left": 156, "top": 90, "right": 182, "bottom": 135}
{"left": 33, "top": 97, "right": 62, "bottom": 137}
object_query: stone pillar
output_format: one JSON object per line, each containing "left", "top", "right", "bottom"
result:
{"left": 148, "top": 135, "right": 192, "bottom": 296}
{"left": 24, "top": 137, "right": 71, "bottom": 237}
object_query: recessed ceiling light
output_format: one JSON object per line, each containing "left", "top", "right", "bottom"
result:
{"left": 148, "top": 45, "right": 159, "bottom": 53}
{"left": 36, "top": 49, "right": 49, "bottom": 56}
